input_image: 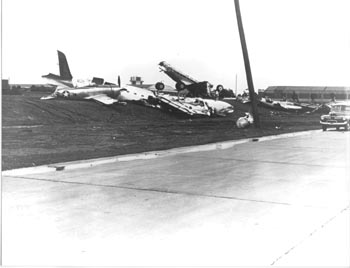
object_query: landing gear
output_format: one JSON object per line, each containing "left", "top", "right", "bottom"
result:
{"left": 155, "top": 82, "right": 165, "bottom": 91}
{"left": 322, "top": 125, "right": 327, "bottom": 131}
{"left": 216, "top": 85, "right": 224, "bottom": 91}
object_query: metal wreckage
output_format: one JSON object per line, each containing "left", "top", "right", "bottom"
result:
{"left": 41, "top": 51, "right": 234, "bottom": 118}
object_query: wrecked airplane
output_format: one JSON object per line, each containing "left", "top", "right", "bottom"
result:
{"left": 41, "top": 51, "right": 234, "bottom": 117}
{"left": 157, "top": 61, "right": 225, "bottom": 98}
{"left": 155, "top": 61, "right": 234, "bottom": 116}
{"left": 42, "top": 51, "right": 157, "bottom": 105}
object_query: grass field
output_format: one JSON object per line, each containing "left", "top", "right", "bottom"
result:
{"left": 2, "top": 91, "right": 322, "bottom": 170}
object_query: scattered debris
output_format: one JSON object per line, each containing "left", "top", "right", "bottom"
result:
{"left": 236, "top": 113, "right": 254, "bottom": 128}
{"left": 274, "top": 123, "right": 282, "bottom": 130}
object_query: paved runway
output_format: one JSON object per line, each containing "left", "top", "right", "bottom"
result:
{"left": 2, "top": 130, "right": 350, "bottom": 266}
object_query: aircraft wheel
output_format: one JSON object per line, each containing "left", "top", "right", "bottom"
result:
{"left": 175, "top": 82, "right": 186, "bottom": 91}
{"left": 155, "top": 82, "right": 165, "bottom": 91}
{"left": 216, "top": 85, "right": 224, "bottom": 91}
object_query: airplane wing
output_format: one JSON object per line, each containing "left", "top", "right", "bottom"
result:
{"left": 258, "top": 99, "right": 303, "bottom": 112}
{"left": 159, "top": 61, "right": 198, "bottom": 86}
{"left": 159, "top": 61, "right": 214, "bottom": 97}
{"left": 40, "top": 94, "right": 57, "bottom": 100}
{"left": 279, "top": 104, "right": 302, "bottom": 110}
{"left": 85, "top": 94, "right": 119, "bottom": 105}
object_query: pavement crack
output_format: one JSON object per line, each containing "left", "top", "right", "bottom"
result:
{"left": 270, "top": 205, "right": 350, "bottom": 266}
{"left": 181, "top": 154, "right": 346, "bottom": 168}
{"left": 7, "top": 175, "right": 299, "bottom": 207}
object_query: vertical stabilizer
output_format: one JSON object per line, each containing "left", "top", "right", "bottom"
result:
{"left": 57, "top": 50, "right": 73, "bottom": 80}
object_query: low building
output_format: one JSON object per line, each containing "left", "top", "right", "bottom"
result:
{"left": 2, "top": 79, "right": 11, "bottom": 93}
{"left": 2, "top": 80, "right": 55, "bottom": 94}
{"left": 263, "top": 86, "right": 350, "bottom": 103}
{"left": 129, "top": 76, "right": 144, "bottom": 86}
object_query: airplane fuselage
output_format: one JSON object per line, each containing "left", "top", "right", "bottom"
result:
{"left": 55, "top": 85, "right": 122, "bottom": 100}
{"left": 118, "top": 85, "right": 156, "bottom": 102}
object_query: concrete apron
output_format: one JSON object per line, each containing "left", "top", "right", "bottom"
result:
{"left": 2, "top": 129, "right": 349, "bottom": 266}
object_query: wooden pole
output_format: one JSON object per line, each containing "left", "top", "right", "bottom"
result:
{"left": 234, "top": 0, "right": 261, "bottom": 128}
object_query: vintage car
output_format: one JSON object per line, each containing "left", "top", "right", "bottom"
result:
{"left": 320, "top": 101, "right": 350, "bottom": 131}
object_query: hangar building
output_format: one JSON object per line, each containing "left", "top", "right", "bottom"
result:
{"left": 263, "top": 86, "right": 350, "bottom": 103}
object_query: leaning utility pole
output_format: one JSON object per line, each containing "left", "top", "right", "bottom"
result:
{"left": 235, "top": 74, "right": 238, "bottom": 96}
{"left": 234, "top": 0, "right": 261, "bottom": 128}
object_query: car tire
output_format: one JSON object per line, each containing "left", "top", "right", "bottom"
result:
{"left": 322, "top": 125, "right": 327, "bottom": 131}
{"left": 336, "top": 127, "right": 340, "bottom": 131}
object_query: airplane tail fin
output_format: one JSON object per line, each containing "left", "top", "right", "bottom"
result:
{"left": 42, "top": 51, "right": 73, "bottom": 88}
{"left": 57, "top": 50, "right": 73, "bottom": 80}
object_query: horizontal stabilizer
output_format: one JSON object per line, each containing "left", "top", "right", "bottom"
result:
{"left": 42, "top": 73, "right": 74, "bottom": 88}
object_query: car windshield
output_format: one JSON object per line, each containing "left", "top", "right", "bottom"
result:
{"left": 331, "top": 105, "right": 350, "bottom": 113}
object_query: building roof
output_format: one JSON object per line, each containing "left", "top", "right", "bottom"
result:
{"left": 265, "top": 86, "right": 350, "bottom": 94}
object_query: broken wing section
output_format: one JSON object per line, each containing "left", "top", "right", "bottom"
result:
{"left": 159, "top": 61, "right": 198, "bottom": 86}
{"left": 84, "top": 94, "right": 120, "bottom": 105}
{"left": 40, "top": 94, "right": 58, "bottom": 100}
{"left": 158, "top": 61, "right": 214, "bottom": 97}
{"left": 157, "top": 95, "right": 211, "bottom": 117}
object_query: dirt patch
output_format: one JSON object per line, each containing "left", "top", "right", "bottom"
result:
{"left": 2, "top": 91, "right": 322, "bottom": 170}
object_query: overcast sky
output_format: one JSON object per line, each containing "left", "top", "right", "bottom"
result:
{"left": 2, "top": 0, "right": 350, "bottom": 92}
